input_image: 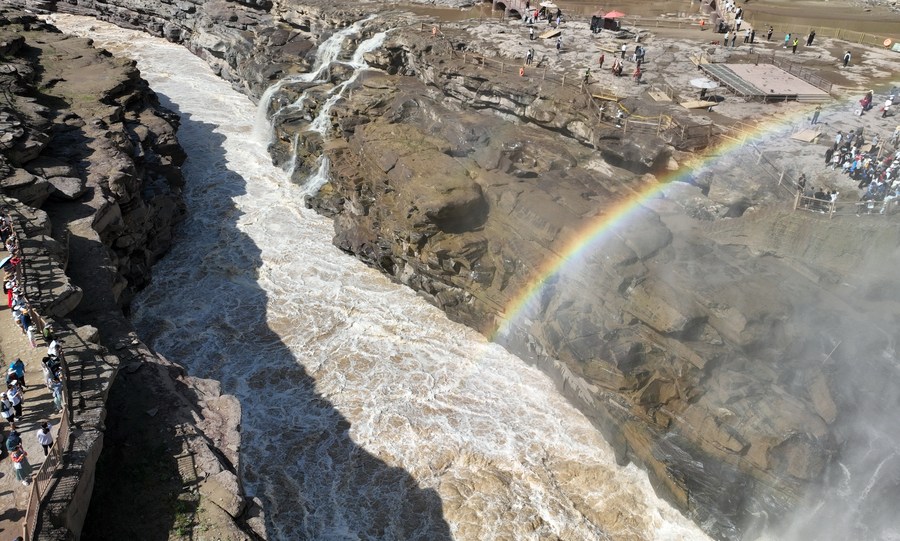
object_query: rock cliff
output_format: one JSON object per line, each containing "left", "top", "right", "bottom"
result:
{"left": 14, "top": 0, "right": 900, "bottom": 539}
{"left": 0, "top": 9, "right": 258, "bottom": 539}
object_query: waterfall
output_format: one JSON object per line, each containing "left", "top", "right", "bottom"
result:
{"left": 252, "top": 14, "right": 376, "bottom": 142}
{"left": 50, "top": 15, "right": 710, "bottom": 541}
{"left": 256, "top": 19, "right": 386, "bottom": 192}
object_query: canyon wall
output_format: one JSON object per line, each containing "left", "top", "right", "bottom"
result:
{"left": 0, "top": 10, "right": 259, "bottom": 539}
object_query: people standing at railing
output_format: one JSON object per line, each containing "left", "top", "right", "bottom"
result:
{"left": 767, "top": 26, "right": 774, "bottom": 41}
{"left": 842, "top": 50, "right": 851, "bottom": 67}
{"left": 806, "top": 30, "right": 816, "bottom": 46}
{"left": 50, "top": 377, "right": 63, "bottom": 413}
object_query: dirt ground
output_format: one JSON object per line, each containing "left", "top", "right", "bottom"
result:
{"left": 0, "top": 303, "right": 60, "bottom": 538}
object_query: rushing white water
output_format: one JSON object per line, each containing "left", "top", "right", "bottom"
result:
{"left": 50, "top": 15, "right": 710, "bottom": 541}
{"left": 252, "top": 15, "right": 376, "bottom": 142}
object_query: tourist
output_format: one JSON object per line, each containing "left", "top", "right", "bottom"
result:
{"left": 811, "top": 105, "right": 821, "bottom": 125}
{"left": 556, "top": 35, "right": 562, "bottom": 55}
{"left": 824, "top": 146, "right": 834, "bottom": 165}
{"left": 50, "top": 377, "right": 63, "bottom": 413}
{"left": 620, "top": 43, "right": 627, "bottom": 59}
{"left": 731, "top": 33, "right": 737, "bottom": 47}
{"left": 767, "top": 26, "right": 774, "bottom": 41}
{"left": 529, "top": 27, "right": 535, "bottom": 41}
{"left": 48, "top": 338, "right": 61, "bottom": 360}
{"left": 525, "top": 49, "right": 533, "bottom": 65}
{"left": 792, "top": 37, "right": 799, "bottom": 54}
{"left": 860, "top": 90, "right": 873, "bottom": 112}
{"left": 9, "top": 357, "right": 27, "bottom": 389}
{"left": 598, "top": 53, "right": 605, "bottom": 69}
{"left": 883, "top": 99, "right": 892, "bottom": 118}
{"left": 843, "top": 50, "right": 851, "bottom": 67}
{"left": 6, "top": 427, "right": 21, "bottom": 453}
{"left": 835, "top": 130, "right": 843, "bottom": 149}
{"left": 0, "top": 392, "right": 14, "bottom": 425}
{"left": 633, "top": 65, "right": 642, "bottom": 84}
{"left": 807, "top": 30, "right": 816, "bottom": 46}
{"left": 784, "top": 33, "right": 791, "bottom": 48}
{"left": 11, "top": 447, "right": 32, "bottom": 486}
{"left": 744, "top": 28, "right": 751, "bottom": 43}
{"left": 7, "top": 382, "right": 23, "bottom": 418}
{"left": 750, "top": 29, "right": 756, "bottom": 43}
{"left": 735, "top": 17, "right": 742, "bottom": 31}
{"left": 8, "top": 358, "right": 25, "bottom": 388}
{"left": 36, "top": 422, "right": 53, "bottom": 456}
{"left": 724, "top": 30, "right": 730, "bottom": 47}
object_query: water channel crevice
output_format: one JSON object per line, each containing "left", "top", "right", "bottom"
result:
{"left": 79, "top": 97, "right": 454, "bottom": 538}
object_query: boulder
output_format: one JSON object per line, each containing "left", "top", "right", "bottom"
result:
{"left": 47, "top": 176, "right": 88, "bottom": 200}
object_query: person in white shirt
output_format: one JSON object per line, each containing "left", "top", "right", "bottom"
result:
{"left": 36, "top": 422, "right": 54, "bottom": 456}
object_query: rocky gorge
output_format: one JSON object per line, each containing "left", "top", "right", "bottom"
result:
{"left": 3, "top": 0, "right": 900, "bottom": 539}
{"left": 0, "top": 9, "right": 260, "bottom": 539}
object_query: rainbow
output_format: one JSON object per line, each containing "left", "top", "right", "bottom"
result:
{"left": 491, "top": 98, "right": 849, "bottom": 339}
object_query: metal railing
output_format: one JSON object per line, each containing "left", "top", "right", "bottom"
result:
{"left": 771, "top": 56, "right": 833, "bottom": 94}
{"left": 22, "top": 407, "right": 71, "bottom": 540}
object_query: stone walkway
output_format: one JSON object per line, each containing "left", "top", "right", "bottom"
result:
{"left": 0, "top": 295, "right": 61, "bottom": 538}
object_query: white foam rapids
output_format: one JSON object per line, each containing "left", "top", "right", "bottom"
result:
{"left": 49, "top": 14, "right": 710, "bottom": 541}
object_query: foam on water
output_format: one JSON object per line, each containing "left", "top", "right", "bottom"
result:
{"left": 49, "top": 14, "right": 710, "bottom": 541}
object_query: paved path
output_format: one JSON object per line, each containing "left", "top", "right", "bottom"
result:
{"left": 0, "top": 291, "right": 62, "bottom": 539}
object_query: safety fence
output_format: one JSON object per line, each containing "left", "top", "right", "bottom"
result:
{"left": 1, "top": 204, "right": 74, "bottom": 540}
{"left": 771, "top": 56, "right": 833, "bottom": 94}
{"left": 794, "top": 193, "right": 900, "bottom": 218}
{"left": 620, "top": 16, "right": 706, "bottom": 30}
{"left": 22, "top": 406, "right": 71, "bottom": 540}
{"left": 744, "top": 19, "right": 896, "bottom": 49}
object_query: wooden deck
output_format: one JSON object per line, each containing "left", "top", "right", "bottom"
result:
{"left": 701, "top": 63, "right": 831, "bottom": 102}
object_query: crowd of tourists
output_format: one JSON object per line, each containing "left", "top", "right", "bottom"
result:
{"left": 804, "top": 97, "right": 900, "bottom": 214}
{"left": 0, "top": 212, "right": 66, "bottom": 491}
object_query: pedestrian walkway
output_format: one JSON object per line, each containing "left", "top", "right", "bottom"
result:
{"left": 0, "top": 301, "right": 60, "bottom": 539}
